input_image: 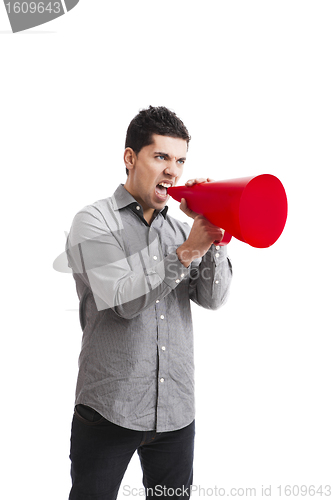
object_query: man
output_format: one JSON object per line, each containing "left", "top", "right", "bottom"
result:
{"left": 66, "top": 106, "right": 232, "bottom": 499}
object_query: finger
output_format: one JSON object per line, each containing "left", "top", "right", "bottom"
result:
{"left": 185, "top": 177, "right": 207, "bottom": 186}
{"left": 214, "top": 229, "right": 225, "bottom": 243}
{"left": 179, "top": 198, "right": 199, "bottom": 219}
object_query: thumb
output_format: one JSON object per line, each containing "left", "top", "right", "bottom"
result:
{"left": 180, "top": 198, "right": 199, "bottom": 219}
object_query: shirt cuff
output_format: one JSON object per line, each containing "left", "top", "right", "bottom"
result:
{"left": 206, "top": 243, "right": 229, "bottom": 266}
{"left": 155, "top": 252, "right": 190, "bottom": 289}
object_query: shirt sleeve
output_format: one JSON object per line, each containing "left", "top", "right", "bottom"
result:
{"left": 188, "top": 244, "right": 233, "bottom": 310}
{"left": 66, "top": 208, "right": 190, "bottom": 319}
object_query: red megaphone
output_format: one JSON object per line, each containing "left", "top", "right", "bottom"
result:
{"left": 168, "top": 174, "right": 288, "bottom": 248}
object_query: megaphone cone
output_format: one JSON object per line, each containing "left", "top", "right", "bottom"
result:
{"left": 168, "top": 174, "right": 288, "bottom": 248}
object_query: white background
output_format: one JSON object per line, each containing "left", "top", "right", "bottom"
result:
{"left": 1, "top": 1, "right": 332, "bottom": 498}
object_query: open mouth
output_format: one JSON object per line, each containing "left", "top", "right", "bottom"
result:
{"left": 155, "top": 182, "right": 172, "bottom": 198}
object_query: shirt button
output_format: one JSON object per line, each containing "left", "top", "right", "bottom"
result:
{"left": 161, "top": 346, "right": 166, "bottom": 351}
{"left": 215, "top": 280, "right": 219, "bottom": 284}
{"left": 136, "top": 205, "right": 140, "bottom": 210}
{"left": 153, "top": 255, "right": 158, "bottom": 260}
{"left": 156, "top": 299, "right": 160, "bottom": 304}
{"left": 175, "top": 279, "right": 180, "bottom": 284}
{"left": 180, "top": 273, "right": 185, "bottom": 278}
{"left": 216, "top": 253, "right": 220, "bottom": 257}
{"left": 160, "top": 378, "right": 165, "bottom": 383}
{"left": 215, "top": 245, "right": 220, "bottom": 250}
{"left": 160, "top": 315, "right": 164, "bottom": 320}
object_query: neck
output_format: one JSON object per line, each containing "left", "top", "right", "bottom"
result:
{"left": 123, "top": 181, "right": 155, "bottom": 225}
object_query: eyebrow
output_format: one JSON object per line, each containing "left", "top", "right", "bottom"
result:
{"left": 154, "top": 151, "right": 187, "bottom": 162}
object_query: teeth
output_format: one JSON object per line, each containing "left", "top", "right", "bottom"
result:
{"left": 159, "top": 182, "right": 172, "bottom": 188}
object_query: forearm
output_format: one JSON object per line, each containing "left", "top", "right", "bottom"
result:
{"left": 84, "top": 249, "right": 190, "bottom": 318}
{"left": 67, "top": 210, "right": 190, "bottom": 319}
{"left": 110, "top": 253, "right": 190, "bottom": 318}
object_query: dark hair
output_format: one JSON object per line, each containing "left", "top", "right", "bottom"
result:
{"left": 125, "top": 106, "right": 191, "bottom": 174}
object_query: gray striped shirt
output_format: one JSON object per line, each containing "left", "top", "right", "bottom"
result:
{"left": 66, "top": 184, "right": 232, "bottom": 432}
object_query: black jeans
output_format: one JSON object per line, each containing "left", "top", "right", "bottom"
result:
{"left": 69, "top": 405, "right": 195, "bottom": 499}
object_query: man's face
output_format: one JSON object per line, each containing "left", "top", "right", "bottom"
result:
{"left": 125, "top": 134, "right": 188, "bottom": 216}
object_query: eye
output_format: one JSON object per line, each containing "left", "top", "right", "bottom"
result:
{"left": 177, "top": 159, "right": 185, "bottom": 165}
{"left": 156, "top": 155, "right": 165, "bottom": 160}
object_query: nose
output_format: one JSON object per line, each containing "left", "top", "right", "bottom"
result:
{"left": 164, "top": 159, "right": 180, "bottom": 179}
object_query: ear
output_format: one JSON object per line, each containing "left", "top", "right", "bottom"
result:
{"left": 124, "top": 147, "right": 137, "bottom": 173}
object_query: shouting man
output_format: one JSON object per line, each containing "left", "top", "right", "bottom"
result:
{"left": 66, "top": 106, "right": 232, "bottom": 499}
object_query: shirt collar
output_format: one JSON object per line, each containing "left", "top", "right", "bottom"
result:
{"left": 112, "top": 184, "right": 168, "bottom": 219}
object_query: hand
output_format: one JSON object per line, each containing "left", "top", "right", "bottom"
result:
{"left": 177, "top": 177, "right": 227, "bottom": 267}
{"left": 177, "top": 215, "right": 224, "bottom": 267}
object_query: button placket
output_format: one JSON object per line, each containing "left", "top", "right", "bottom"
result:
{"left": 150, "top": 230, "right": 162, "bottom": 264}
{"left": 157, "top": 307, "right": 168, "bottom": 399}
